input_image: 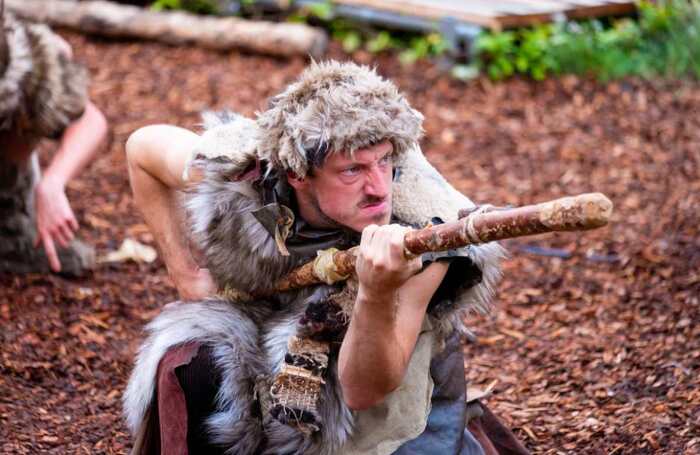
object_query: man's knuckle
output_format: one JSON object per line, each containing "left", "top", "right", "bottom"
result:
{"left": 389, "top": 238, "right": 403, "bottom": 250}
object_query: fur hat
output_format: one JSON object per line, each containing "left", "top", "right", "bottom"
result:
{"left": 0, "top": 10, "right": 87, "bottom": 137}
{"left": 255, "top": 60, "right": 424, "bottom": 177}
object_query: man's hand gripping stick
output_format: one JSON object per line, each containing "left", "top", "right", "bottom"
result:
{"left": 273, "top": 193, "right": 613, "bottom": 294}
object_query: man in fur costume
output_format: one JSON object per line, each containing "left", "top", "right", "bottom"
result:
{"left": 124, "top": 61, "right": 529, "bottom": 454}
{"left": 0, "top": 2, "right": 108, "bottom": 275}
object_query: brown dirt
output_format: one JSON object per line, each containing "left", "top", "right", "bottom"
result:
{"left": 1, "top": 32, "right": 698, "bottom": 454}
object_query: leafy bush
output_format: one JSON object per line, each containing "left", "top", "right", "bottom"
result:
{"left": 288, "top": 1, "right": 447, "bottom": 60}
{"left": 475, "top": 0, "right": 700, "bottom": 81}
{"left": 151, "top": 0, "right": 219, "bottom": 14}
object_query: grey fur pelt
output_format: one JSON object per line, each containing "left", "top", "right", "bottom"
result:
{"left": 124, "top": 112, "right": 505, "bottom": 453}
{"left": 124, "top": 298, "right": 354, "bottom": 455}
{"left": 127, "top": 121, "right": 357, "bottom": 451}
{"left": 125, "top": 62, "right": 505, "bottom": 453}
{"left": 0, "top": 12, "right": 87, "bottom": 137}
{"left": 185, "top": 156, "right": 301, "bottom": 296}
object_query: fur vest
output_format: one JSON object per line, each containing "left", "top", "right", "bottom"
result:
{"left": 0, "top": 12, "right": 87, "bottom": 138}
{"left": 123, "top": 114, "right": 505, "bottom": 454}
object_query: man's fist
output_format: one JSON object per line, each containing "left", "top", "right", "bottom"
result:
{"left": 355, "top": 224, "right": 422, "bottom": 302}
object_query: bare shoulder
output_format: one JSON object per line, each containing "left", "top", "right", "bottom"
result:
{"left": 126, "top": 125, "right": 200, "bottom": 190}
{"left": 127, "top": 125, "right": 199, "bottom": 154}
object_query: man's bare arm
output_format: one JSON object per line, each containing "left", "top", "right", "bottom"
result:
{"left": 125, "top": 124, "right": 215, "bottom": 300}
{"left": 35, "top": 101, "right": 108, "bottom": 271}
{"left": 338, "top": 224, "right": 449, "bottom": 410}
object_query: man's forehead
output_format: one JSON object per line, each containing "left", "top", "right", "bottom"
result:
{"left": 327, "top": 140, "right": 393, "bottom": 166}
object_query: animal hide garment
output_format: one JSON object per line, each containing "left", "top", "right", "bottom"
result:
{"left": 0, "top": 12, "right": 87, "bottom": 138}
{"left": 125, "top": 61, "right": 505, "bottom": 454}
{"left": 124, "top": 117, "right": 505, "bottom": 455}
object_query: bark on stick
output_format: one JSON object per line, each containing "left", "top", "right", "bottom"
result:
{"left": 6, "top": 0, "right": 327, "bottom": 58}
{"left": 275, "top": 193, "right": 612, "bottom": 293}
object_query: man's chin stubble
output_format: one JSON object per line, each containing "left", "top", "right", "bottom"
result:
{"left": 368, "top": 212, "right": 390, "bottom": 225}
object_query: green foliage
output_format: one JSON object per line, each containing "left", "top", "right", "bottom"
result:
{"left": 475, "top": 0, "right": 700, "bottom": 81}
{"left": 327, "top": 18, "right": 365, "bottom": 52}
{"left": 398, "top": 33, "right": 448, "bottom": 65}
{"left": 474, "top": 31, "right": 517, "bottom": 80}
{"left": 366, "top": 31, "right": 394, "bottom": 53}
{"left": 148, "top": 0, "right": 448, "bottom": 65}
{"left": 151, "top": 0, "right": 219, "bottom": 14}
{"left": 288, "top": 0, "right": 335, "bottom": 23}
{"left": 287, "top": 2, "right": 447, "bottom": 64}
{"left": 306, "top": 0, "right": 334, "bottom": 21}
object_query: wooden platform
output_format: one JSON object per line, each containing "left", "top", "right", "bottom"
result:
{"left": 332, "top": 0, "right": 637, "bottom": 30}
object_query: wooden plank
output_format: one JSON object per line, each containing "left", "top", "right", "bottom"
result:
{"left": 460, "top": 0, "right": 563, "bottom": 14}
{"left": 492, "top": 1, "right": 637, "bottom": 29}
{"left": 333, "top": 0, "right": 637, "bottom": 31}
{"left": 336, "top": 0, "right": 564, "bottom": 21}
{"left": 501, "top": 0, "right": 579, "bottom": 11}
{"left": 565, "top": 0, "right": 618, "bottom": 4}
{"left": 338, "top": 0, "right": 492, "bottom": 18}
{"left": 335, "top": 0, "right": 501, "bottom": 27}
{"left": 564, "top": 2, "right": 637, "bottom": 21}
{"left": 565, "top": 0, "right": 634, "bottom": 6}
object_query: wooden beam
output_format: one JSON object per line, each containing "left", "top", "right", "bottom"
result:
{"left": 334, "top": 0, "right": 636, "bottom": 31}
{"left": 6, "top": 0, "right": 327, "bottom": 58}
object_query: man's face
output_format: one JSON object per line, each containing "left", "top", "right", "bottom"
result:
{"left": 291, "top": 140, "right": 394, "bottom": 233}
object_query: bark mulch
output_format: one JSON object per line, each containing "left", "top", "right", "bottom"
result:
{"left": 0, "top": 32, "right": 698, "bottom": 454}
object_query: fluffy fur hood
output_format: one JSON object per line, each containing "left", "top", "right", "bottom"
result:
{"left": 0, "top": 12, "right": 87, "bottom": 137}
{"left": 255, "top": 60, "right": 424, "bottom": 177}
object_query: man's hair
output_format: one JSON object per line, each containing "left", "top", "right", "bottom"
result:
{"left": 255, "top": 60, "right": 424, "bottom": 178}
{"left": 304, "top": 138, "right": 331, "bottom": 171}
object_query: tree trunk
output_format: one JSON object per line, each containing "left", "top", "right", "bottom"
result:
{"left": 5, "top": 0, "right": 327, "bottom": 58}
{"left": 0, "top": 153, "right": 94, "bottom": 276}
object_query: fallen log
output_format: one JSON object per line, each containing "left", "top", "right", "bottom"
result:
{"left": 275, "top": 193, "right": 613, "bottom": 292}
{"left": 5, "top": 0, "right": 327, "bottom": 58}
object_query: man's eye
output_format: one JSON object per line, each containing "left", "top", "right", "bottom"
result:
{"left": 342, "top": 167, "right": 360, "bottom": 176}
{"left": 379, "top": 155, "right": 391, "bottom": 166}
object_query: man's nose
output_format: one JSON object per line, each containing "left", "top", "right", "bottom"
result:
{"left": 364, "top": 164, "right": 390, "bottom": 197}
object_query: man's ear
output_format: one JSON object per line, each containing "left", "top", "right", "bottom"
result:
{"left": 286, "top": 170, "right": 308, "bottom": 190}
